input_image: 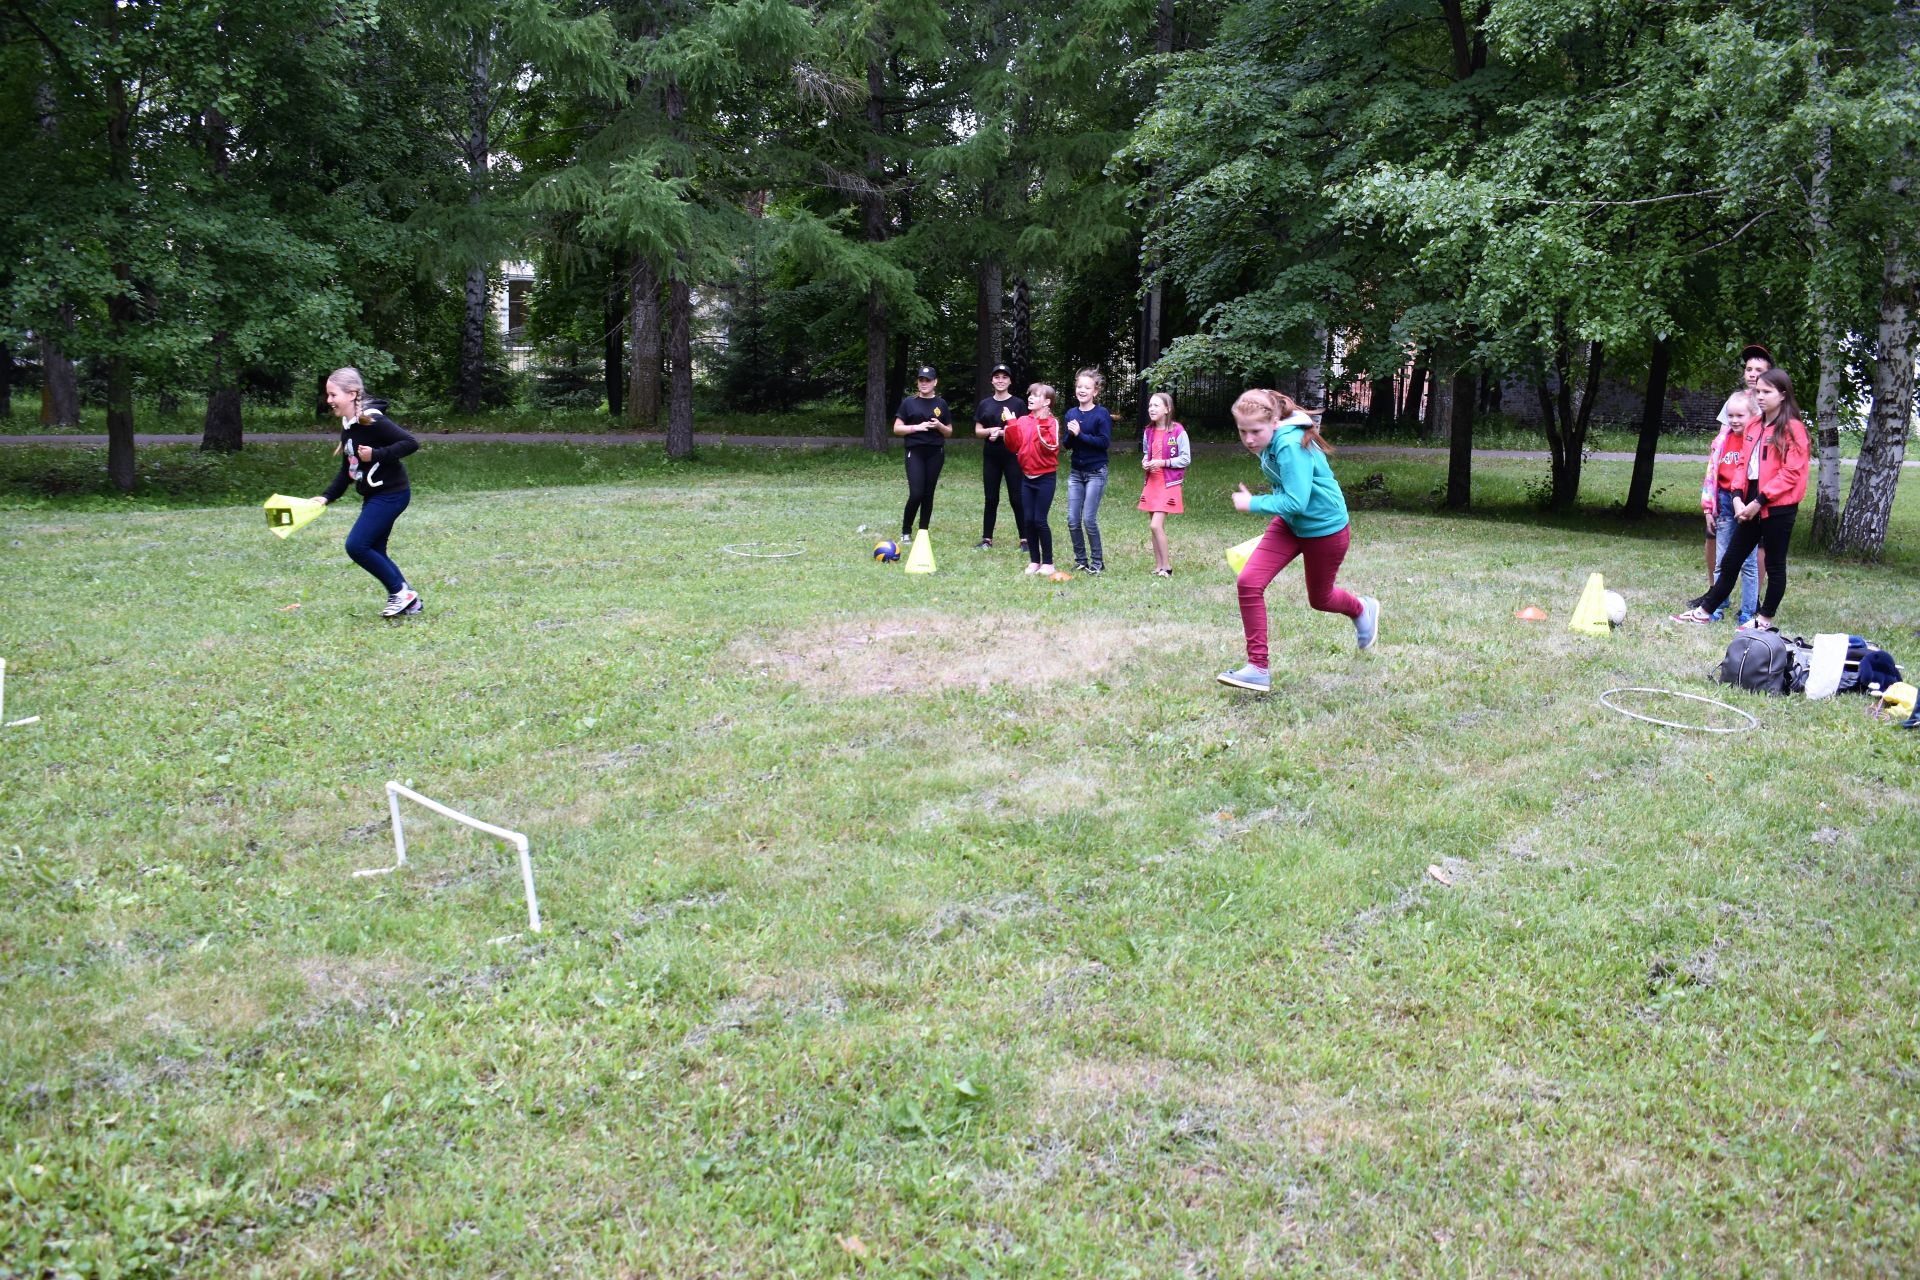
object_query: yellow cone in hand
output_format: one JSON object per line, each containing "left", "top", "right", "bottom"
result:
{"left": 264, "top": 494, "right": 326, "bottom": 539}
{"left": 1225, "top": 534, "right": 1262, "bottom": 577}
{"left": 1568, "top": 572, "right": 1611, "bottom": 636}
{"left": 904, "top": 530, "right": 937, "bottom": 574}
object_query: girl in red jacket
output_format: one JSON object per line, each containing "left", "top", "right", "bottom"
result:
{"left": 1002, "top": 383, "right": 1061, "bottom": 575}
{"left": 1672, "top": 368, "right": 1809, "bottom": 632}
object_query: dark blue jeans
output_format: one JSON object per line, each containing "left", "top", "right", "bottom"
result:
{"left": 1021, "top": 472, "right": 1056, "bottom": 565}
{"left": 344, "top": 488, "right": 411, "bottom": 593}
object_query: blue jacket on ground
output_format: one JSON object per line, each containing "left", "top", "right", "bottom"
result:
{"left": 1063, "top": 405, "right": 1112, "bottom": 471}
{"left": 1248, "top": 413, "right": 1348, "bottom": 538}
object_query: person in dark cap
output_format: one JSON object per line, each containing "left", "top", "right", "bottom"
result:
{"left": 974, "top": 362, "right": 1028, "bottom": 551}
{"left": 892, "top": 365, "right": 952, "bottom": 544}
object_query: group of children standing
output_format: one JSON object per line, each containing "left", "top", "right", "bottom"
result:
{"left": 895, "top": 366, "right": 1379, "bottom": 690}
{"left": 899, "top": 363, "right": 1190, "bottom": 578}
{"left": 1670, "top": 343, "right": 1810, "bottom": 632}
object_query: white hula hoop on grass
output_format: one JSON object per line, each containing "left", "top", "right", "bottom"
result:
{"left": 720, "top": 542, "right": 806, "bottom": 558}
{"left": 1598, "top": 687, "right": 1758, "bottom": 734}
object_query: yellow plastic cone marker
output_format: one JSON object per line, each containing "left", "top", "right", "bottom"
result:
{"left": 264, "top": 494, "right": 326, "bottom": 539}
{"left": 1568, "top": 572, "right": 1611, "bottom": 637}
{"left": 1225, "top": 534, "right": 1263, "bottom": 576}
{"left": 904, "top": 530, "right": 937, "bottom": 574}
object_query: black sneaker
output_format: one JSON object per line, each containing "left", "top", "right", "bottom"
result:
{"left": 975, "top": 538, "right": 992, "bottom": 550}
{"left": 1088, "top": 564, "right": 1105, "bottom": 575}
{"left": 1072, "top": 561, "right": 1090, "bottom": 573}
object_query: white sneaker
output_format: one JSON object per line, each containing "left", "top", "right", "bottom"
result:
{"left": 1023, "top": 563, "right": 1041, "bottom": 575}
{"left": 381, "top": 588, "right": 421, "bottom": 617}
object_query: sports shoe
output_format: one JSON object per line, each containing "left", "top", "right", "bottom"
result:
{"left": 975, "top": 538, "right": 993, "bottom": 550}
{"left": 1038, "top": 563, "right": 1055, "bottom": 575}
{"left": 1088, "top": 564, "right": 1105, "bottom": 575}
{"left": 1023, "top": 562, "right": 1042, "bottom": 575}
{"left": 1216, "top": 664, "right": 1271, "bottom": 693}
{"left": 1354, "top": 596, "right": 1380, "bottom": 650}
{"left": 1736, "top": 616, "right": 1776, "bottom": 633}
{"left": 1670, "top": 607, "right": 1712, "bottom": 625}
{"left": 381, "top": 588, "right": 421, "bottom": 618}
{"left": 899, "top": 532, "right": 912, "bottom": 545}
{"left": 1072, "top": 561, "right": 1090, "bottom": 574}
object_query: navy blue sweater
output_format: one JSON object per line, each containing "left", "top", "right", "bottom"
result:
{"left": 1062, "top": 405, "right": 1112, "bottom": 471}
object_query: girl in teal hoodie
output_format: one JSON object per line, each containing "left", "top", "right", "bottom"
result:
{"left": 1217, "top": 389, "right": 1378, "bottom": 693}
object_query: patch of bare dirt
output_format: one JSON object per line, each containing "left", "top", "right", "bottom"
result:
{"left": 738, "top": 613, "right": 1198, "bottom": 695}
{"left": 1038, "top": 1057, "right": 1386, "bottom": 1156}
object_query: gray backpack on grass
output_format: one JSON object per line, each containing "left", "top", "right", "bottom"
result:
{"left": 1717, "top": 630, "right": 1809, "bottom": 695}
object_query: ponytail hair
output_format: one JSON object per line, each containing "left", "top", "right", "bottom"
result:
{"left": 1231, "top": 387, "right": 1331, "bottom": 453}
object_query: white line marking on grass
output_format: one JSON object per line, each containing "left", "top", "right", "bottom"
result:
{"left": 354, "top": 781, "right": 542, "bottom": 933}
{"left": 720, "top": 542, "right": 807, "bottom": 558}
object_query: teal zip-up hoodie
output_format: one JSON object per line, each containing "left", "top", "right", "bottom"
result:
{"left": 1247, "top": 413, "right": 1348, "bottom": 537}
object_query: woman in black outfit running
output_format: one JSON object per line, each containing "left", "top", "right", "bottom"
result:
{"left": 893, "top": 365, "right": 952, "bottom": 543}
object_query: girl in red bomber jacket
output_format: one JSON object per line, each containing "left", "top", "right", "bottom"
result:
{"left": 1673, "top": 367, "right": 1809, "bottom": 632}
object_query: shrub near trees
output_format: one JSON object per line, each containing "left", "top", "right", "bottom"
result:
{"left": 1, "top": 1, "right": 1911, "bottom": 555}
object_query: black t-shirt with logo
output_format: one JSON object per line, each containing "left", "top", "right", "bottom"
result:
{"left": 975, "top": 394, "right": 1028, "bottom": 455}
{"left": 896, "top": 395, "right": 951, "bottom": 448}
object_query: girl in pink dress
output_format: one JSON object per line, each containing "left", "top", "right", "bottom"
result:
{"left": 1138, "top": 391, "right": 1190, "bottom": 576}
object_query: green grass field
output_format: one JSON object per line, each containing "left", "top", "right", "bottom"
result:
{"left": 3, "top": 443, "right": 1917, "bottom": 1277}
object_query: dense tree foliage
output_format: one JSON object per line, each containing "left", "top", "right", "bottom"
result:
{"left": 1, "top": 0, "right": 1911, "bottom": 548}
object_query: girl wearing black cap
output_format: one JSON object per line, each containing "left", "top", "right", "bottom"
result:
{"left": 974, "top": 363, "right": 1028, "bottom": 550}
{"left": 893, "top": 366, "right": 951, "bottom": 543}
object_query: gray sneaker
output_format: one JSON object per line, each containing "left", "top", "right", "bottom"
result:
{"left": 1355, "top": 596, "right": 1379, "bottom": 650}
{"left": 1216, "top": 664, "right": 1271, "bottom": 693}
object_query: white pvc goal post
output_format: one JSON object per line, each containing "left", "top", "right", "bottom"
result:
{"left": 354, "top": 781, "right": 542, "bottom": 934}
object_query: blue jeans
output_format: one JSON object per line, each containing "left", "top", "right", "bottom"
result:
{"left": 1713, "top": 489, "right": 1760, "bottom": 622}
{"left": 344, "top": 488, "right": 411, "bottom": 594}
{"left": 1065, "top": 466, "right": 1108, "bottom": 568}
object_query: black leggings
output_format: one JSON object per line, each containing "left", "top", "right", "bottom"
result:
{"left": 1699, "top": 503, "right": 1796, "bottom": 618}
{"left": 981, "top": 442, "right": 1027, "bottom": 542}
{"left": 902, "top": 445, "right": 944, "bottom": 535}
{"left": 1022, "top": 472, "right": 1056, "bottom": 565}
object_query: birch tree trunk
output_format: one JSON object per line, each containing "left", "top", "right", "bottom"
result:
{"left": 1808, "top": 108, "right": 1846, "bottom": 545}
{"left": 1835, "top": 197, "right": 1915, "bottom": 558}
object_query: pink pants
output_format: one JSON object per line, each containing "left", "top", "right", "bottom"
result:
{"left": 1238, "top": 519, "right": 1361, "bottom": 668}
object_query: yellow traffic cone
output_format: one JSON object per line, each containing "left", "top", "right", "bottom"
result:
{"left": 1225, "top": 534, "right": 1262, "bottom": 576}
{"left": 904, "top": 530, "right": 937, "bottom": 574}
{"left": 263, "top": 494, "right": 327, "bottom": 539}
{"left": 1568, "top": 572, "right": 1611, "bottom": 636}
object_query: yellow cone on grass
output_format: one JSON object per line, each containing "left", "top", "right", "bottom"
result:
{"left": 1225, "top": 534, "right": 1262, "bottom": 576}
{"left": 263, "top": 494, "right": 326, "bottom": 539}
{"left": 1568, "top": 572, "right": 1611, "bottom": 636}
{"left": 904, "top": 530, "right": 937, "bottom": 574}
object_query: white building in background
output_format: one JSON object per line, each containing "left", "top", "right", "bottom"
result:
{"left": 497, "top": 261, "right": 536, "bottom": 370}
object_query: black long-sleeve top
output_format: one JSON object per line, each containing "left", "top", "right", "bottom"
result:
{"left": 321, "top": 402, "right": 418, "bottom": 501}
